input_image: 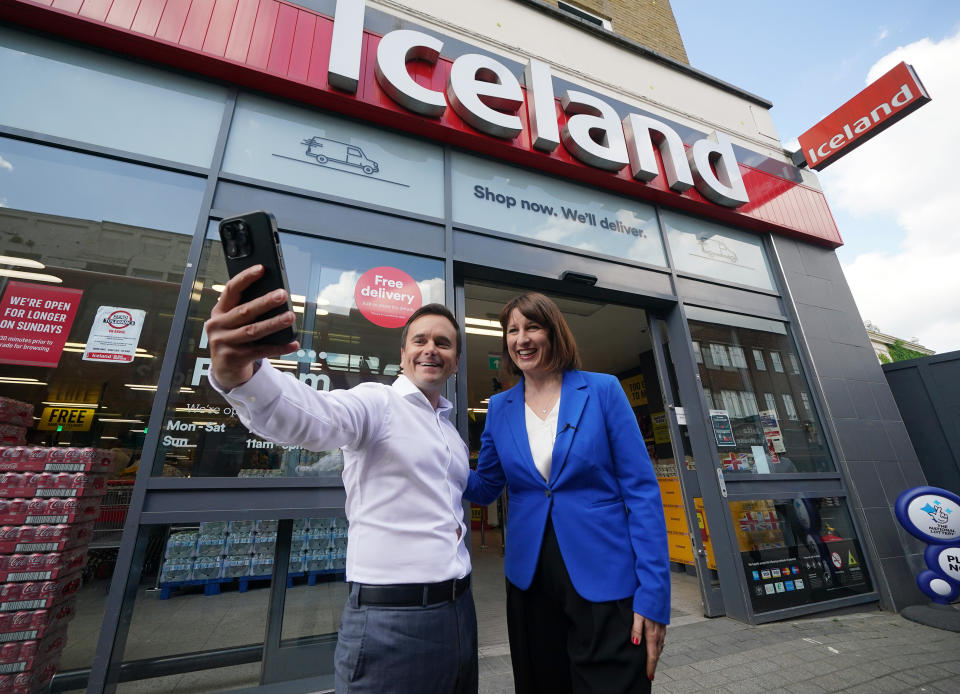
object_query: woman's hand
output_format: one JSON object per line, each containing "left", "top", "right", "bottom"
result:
{"left": 631, "top": 612, "right": 666, "bottom": 680}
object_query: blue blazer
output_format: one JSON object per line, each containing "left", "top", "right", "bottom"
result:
{"left": 466, "top": 369, "right": 670, "bottom": 624}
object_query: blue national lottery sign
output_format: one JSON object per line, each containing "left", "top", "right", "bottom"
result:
{"left": 895, "top": 486, "right": 960, "bottom": 604}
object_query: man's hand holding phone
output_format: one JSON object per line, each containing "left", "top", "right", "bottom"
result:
{"left": 205, "top": 264, "right": 300, "bottom": 391}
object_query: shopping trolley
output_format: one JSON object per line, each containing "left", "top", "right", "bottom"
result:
{"left": 87, "top": 480, "right": 135, "bottom": 581}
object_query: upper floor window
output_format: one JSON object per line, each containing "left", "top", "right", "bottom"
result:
{"left": 769, "top": 351, "right": 784, "bottom": 373}
{"left": 752, "top": 349, "right": 766, "bottom": 371}
{"left": 558, "top": 1, "right": 612, "bottom": 30}
{"left": 729, "top": 345, "right": 748, "bottom": 369}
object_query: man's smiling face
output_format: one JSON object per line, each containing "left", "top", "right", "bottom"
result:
{"left": 400, "top": 313, "right": 459, "bottom": 405}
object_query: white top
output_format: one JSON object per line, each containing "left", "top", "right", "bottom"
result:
{"left": 525, "top": 398, "right": 560, "bottom": 481}
{"left": 213, "top": 362, "right": 471, "bottom": 585}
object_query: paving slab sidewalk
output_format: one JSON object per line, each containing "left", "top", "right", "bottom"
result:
{"left": 478, "top": 607, "right": 960, "bottom": 693}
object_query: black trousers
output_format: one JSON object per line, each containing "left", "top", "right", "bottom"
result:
{"left": 506, "top": 517, "right": 650, "bottom": 694}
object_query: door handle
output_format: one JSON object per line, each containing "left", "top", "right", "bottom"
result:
{"left": 715, "top": 467, "right": 728, "bottom": 498}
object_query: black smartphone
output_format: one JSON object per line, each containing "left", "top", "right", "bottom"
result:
{"left": 218, "top": 210, "right": 298, "bottom": 346}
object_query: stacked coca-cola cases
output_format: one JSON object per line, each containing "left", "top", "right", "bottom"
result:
{"left": 0, "top": 396, "right": 113, "bottom": 693}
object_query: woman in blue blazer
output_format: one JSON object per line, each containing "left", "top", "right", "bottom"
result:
{"left": 466, "top": 292, "right": 670, "bottom": 693}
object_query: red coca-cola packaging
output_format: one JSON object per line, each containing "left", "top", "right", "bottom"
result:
{"left": 0, "top": 626, "right": 67, "bottom": 664}
{"left": 18, "top": 496, "right": 100, "bottom": 526}
{"left": 0, "top": 572, "right": 82, "bottom": 612}
{"left": 0, "top": 604, "right": 73, "bottom": 642}
{"left": 0, "top": 451, "right": 27, "bottom": 473}
{"left": 0, "top": 427, "right": 25, "bottom": 448}
{"left": 48, "top": 448, "right": 113, "bottom": 474}
{"left": 0, "top": 549, "right": 87, "bottom": 583}
{"left": 0, "top": 641, "right": 19, "bottom": 664}
{"left": 0, "top": 475, "right": 39, "bottom": 500}
{"left": 0, "top": 496, "right": 101, "bottom": 525}
{"left": 22, "top": 449, "right": 51, "bottom": 474}
{"left": 0, "top": 502, "right": 29, "bottom": 527}
{"left": 0, "top": 598, "right": 76, "bottom": 643}
{"left": 0, "top": 528, "right": 20, "bottom": 547}
{"left": 0, "top": 400, "right": 33, "bottom": 429}
{"left": 0, "top": 523, "right": 93, "bottom": 554}
{"left": 0, "top": 476, "right": 16, "bottom": 498}
{"left": 0, "top": 653, "right": 61, "bottom": 693}
{"left": 34, "top": 472, "right": 107, "bottom": 498}
{"left": 0, "top": 631, "right": 66, "bottom": 689}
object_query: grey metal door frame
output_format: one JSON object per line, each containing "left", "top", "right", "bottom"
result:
{"left": 647, "top": 315, "right": 726, "bottom": 617}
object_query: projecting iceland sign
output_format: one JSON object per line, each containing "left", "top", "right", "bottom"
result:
{"left": 328, "top": 0, "right": 749, "bottom": 208}
{"left": 796, "top": 61, "right": 930, "bottom": 171}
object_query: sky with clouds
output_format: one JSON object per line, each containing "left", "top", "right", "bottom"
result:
{"left": 672, "top": 1, "right": 960, "bottom": 353}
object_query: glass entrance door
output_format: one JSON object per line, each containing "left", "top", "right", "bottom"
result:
{"left": 458, "top": 278, "right": 708, "bottom": 640}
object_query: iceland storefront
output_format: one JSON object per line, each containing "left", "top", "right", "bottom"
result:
{"left": 0, "top": 0, "right": 929, "bottom": 691}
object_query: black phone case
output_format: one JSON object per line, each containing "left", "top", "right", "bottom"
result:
{"left": 218, "top": 211, "right": 297, "bottom": 346}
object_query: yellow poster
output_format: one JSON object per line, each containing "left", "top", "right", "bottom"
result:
{"left": 620, "top": 374, "right": 647, "bottom": 406}
{"left": 652, "top": 411, "right": 670, "bottom": 444}
{"left": 694, "top": 497, "right": 717, "bottom": 570}
{"left": 38, "top": 407, "right": 96, "bottom": 431}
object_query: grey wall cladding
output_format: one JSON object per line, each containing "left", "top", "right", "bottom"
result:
{"left": 771, "top": 236, "right": 928, "bottom": 611}
{"left": 883, "top": 352, "right": 960, "bottom": 494}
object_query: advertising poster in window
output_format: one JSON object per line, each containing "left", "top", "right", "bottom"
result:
{"left": 759, "top": 409, "right": 785, "bottom": 454}
{"left": 620, "top": 374, "right": 647, "bottom": 407}
{"left": 0, "top": 281, "right": 82, "bottom": 368}
{"left": 82, "top": 306, "right": 146, "bottom": 362}
{"left": 353, "top": 267, "right": 422, "bottom": 329}
{"left": 710, "top": 409, "right": 736, "bottom": 446}
{"left": 737, "top": 497, "right": 872, "bottom": 613}
{"left": 652, "top": 411, "right": 671, "bottom": 444}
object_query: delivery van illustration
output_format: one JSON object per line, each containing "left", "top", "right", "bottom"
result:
{"left": 301, "top": 136, "right": 379, "bottom": 175}
{"left": 697, "top": 234, "right": 738, "bottom": 264}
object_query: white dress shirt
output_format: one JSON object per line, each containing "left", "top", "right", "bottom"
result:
{"left": 524, "top": 399, "right": 560, "bottom": 481}
{"left": 214, "top": 362, "right": 471, "bottom": 585}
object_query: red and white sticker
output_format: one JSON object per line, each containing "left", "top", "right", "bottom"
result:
{"left": 831, "top": 551, "right": 843, "bottom": 569}
{"left": 83, "top": 306, "right": 146, "bottom": 363}
{"left": 354, "top": 267, "right": 422, "bottom": 329}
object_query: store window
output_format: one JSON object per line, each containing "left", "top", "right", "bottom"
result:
{"left": 731, "top": 496, "right": 872, "bottom": 614}
{"left": 222, "top": 94, "right": 444, "bottom": 218}
{"left": 661, "top": 210, "right": 776, "bottom": 290}
{"left": 116, "top": 521, "right": 272, "bottom": 691}
{"left": 451, "top": 152, "right": 668, "bottom": 267}
{"left": 0, "top": 27, "right": 226, "bottom": 167}
{"left": 156, "top": 225, "right": 445, "bottom": 477}
{"left": 686, "top": 307, "right": 833, "bottom": 474}
{"left": 0, "top": 136, "right": 203, "bottom": 673}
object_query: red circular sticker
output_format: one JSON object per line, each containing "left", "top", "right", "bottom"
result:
{"left": 354, "top": 267, "right": 422, "bottom": 328}
{"left": 105, "top": 310, "right": 134, "bottom": 330}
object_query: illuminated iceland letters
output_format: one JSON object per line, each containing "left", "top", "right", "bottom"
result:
{"left": 327, "top": 0, "right": 749, "bottom": 207}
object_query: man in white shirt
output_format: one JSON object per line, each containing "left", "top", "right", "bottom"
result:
{"left": 206, "top": 264, "right": 477, "bottom": 694}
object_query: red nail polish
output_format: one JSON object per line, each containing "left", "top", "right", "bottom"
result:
{"left": 649, "top": 674, "right": 655, "bottom": 682}
{"left": 632, "top": 636, "right": 639, "bottom": 645}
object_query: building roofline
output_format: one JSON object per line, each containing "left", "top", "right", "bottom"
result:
{"left": 865, "top": 327, "right": 934, "bottom": 354}
{"left": 512, "top": 0, "right": 774, "bottom": 109}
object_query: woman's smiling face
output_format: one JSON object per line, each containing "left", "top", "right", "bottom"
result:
{"left": 505, "top": 308, "right": 553, "bottom": 377}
